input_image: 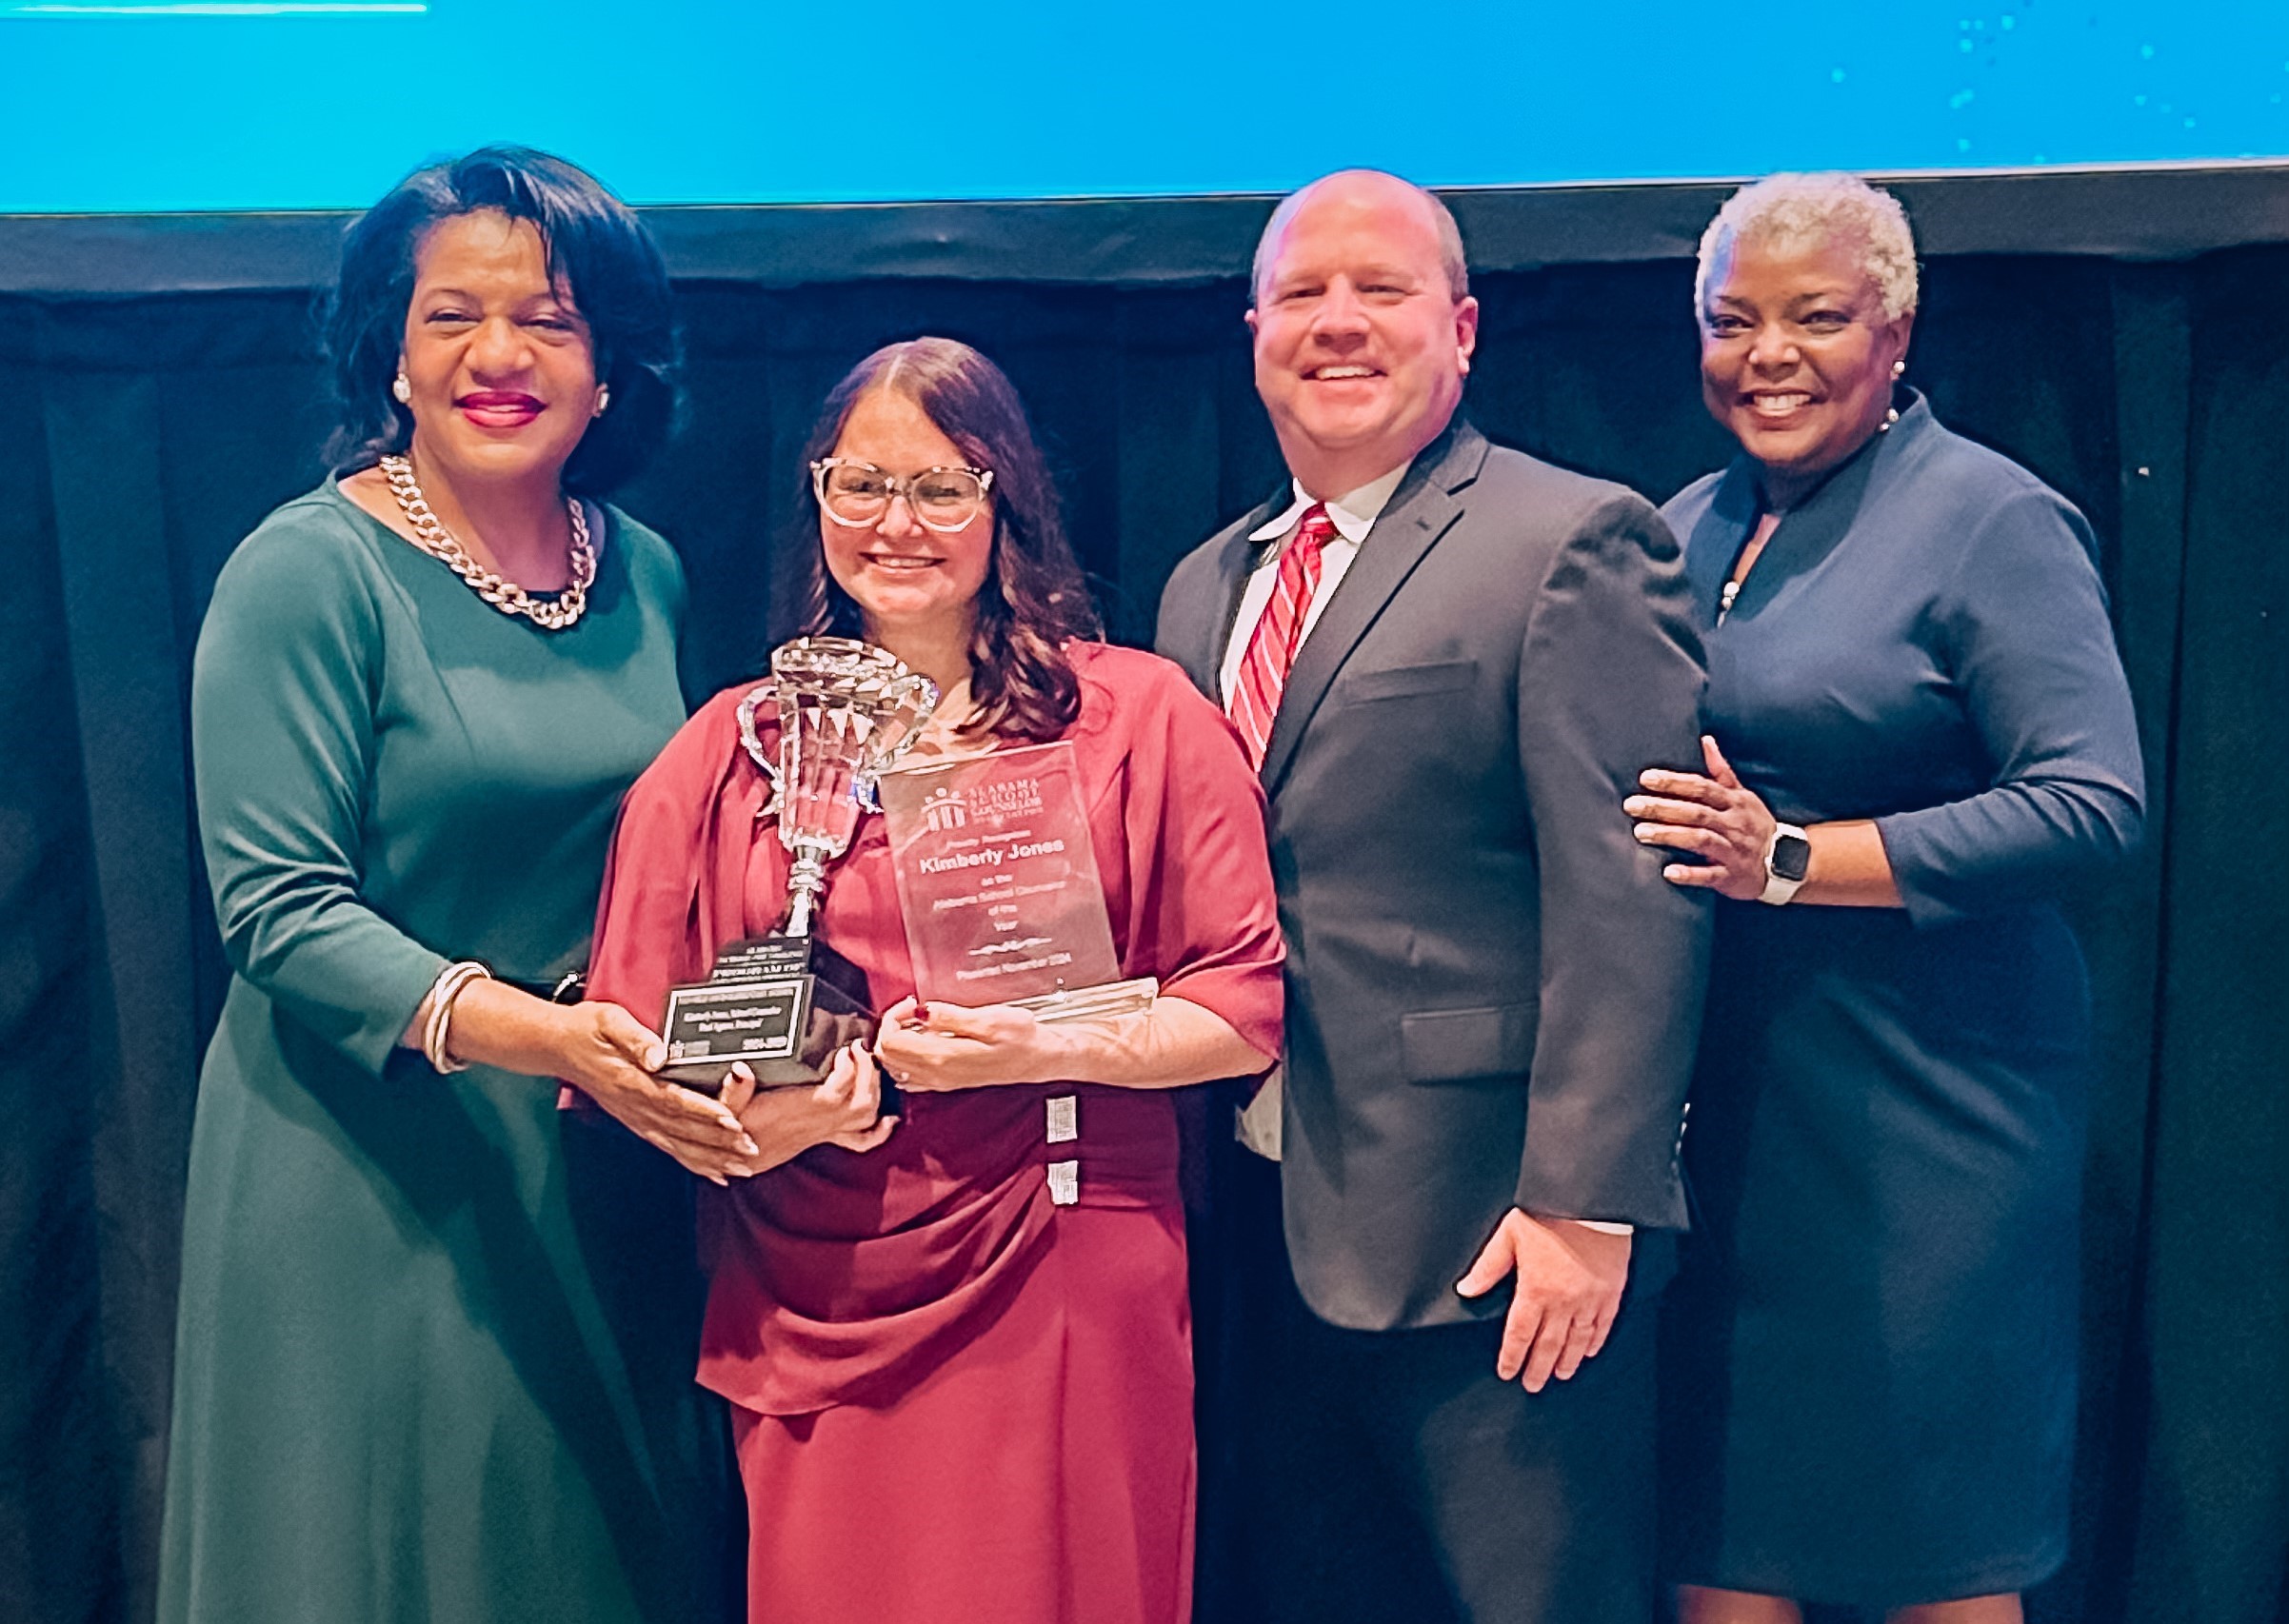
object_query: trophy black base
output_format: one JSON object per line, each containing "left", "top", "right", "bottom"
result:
{"left": 660, "top": 937, "right": 877, "bottom": 1095}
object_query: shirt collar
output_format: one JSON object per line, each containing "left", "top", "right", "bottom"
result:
{"left": 1247, "top": 459, "right": 1413, "bottom": 545}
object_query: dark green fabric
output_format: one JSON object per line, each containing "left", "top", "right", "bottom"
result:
{"left": 152, "top": 486, "right": 723, "bottom": 1624}
{"left": 0, "top": 248, "right": 2282, "bottom": 1624}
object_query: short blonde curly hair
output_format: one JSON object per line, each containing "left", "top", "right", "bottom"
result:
{"left": 1695, "top": 172, "right": 1920, "bottom": 322}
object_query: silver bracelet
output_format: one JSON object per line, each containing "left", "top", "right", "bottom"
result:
{"left": 422, "top": 961, "right": 492, "bottom": 1074}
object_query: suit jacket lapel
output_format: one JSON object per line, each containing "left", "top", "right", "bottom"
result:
{"left": 1171, "top": 493, "right": 1284, "bottom": 698}
{"left": 1257, "top": 422, "right": 1486, "bottom": 794}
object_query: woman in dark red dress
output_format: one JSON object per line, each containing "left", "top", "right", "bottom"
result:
{"left": 586, "top": 337, "right": 1284, "bottom": 1624}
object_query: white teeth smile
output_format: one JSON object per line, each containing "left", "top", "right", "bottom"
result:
{"left": 1312, "top": 366, "right": 1377, "bottom": 380}
{"left": 1750, "top": 393, "right": 1812, "bottom": 416}
{"left": 867, "top": 557, "right": 939, "bottom": 570}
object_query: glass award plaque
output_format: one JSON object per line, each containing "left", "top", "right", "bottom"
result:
{"left": 877, "top": 741, "right": 1156, "bottom": 1021}
{"left": 659, "top": 637, "right": 936, "bottom": 1092}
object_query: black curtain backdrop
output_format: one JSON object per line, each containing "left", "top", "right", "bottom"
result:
{"left": 1, "top": 176, "right": 2284, "bottom": 1624}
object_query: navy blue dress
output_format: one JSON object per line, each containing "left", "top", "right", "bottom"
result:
{"left": 1658, "top": 395, "right": 2143, "bottom": 1606}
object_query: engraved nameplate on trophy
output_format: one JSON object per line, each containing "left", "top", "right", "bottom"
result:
{"left": 660, "top": 637, "right": 936, "bottom": 1092}
{"left": 877, "top": 741, "right": 1156, "bottom": 1021}
{"left": 659, "top": 937, "right": 877, "bottom": 1090}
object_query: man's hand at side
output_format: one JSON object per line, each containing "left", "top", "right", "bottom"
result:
{"left": 1456, "top": 1208, "right": 1632, "bottom": 1392}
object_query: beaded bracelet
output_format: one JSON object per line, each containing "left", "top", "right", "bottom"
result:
{"left": 422, "top": 961, "right": 493, "bottom": 1074}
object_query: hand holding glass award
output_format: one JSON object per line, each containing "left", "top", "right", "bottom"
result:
{"left": 659, "top": 636, "right": 1155, "bottom": 1093}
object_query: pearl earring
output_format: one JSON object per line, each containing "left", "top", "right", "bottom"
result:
{"left": 591, "top": 385, "right": 611, "bottom": 418}
{"left": 1891, "top": 359, "right": 1907, "bottom": 379}
{"left": 392, "top": 372, "right": 412, "bottom": 405}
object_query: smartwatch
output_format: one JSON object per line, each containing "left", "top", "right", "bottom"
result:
{"left": 1759, "top": 823, "right": 1811, "bottom": 906}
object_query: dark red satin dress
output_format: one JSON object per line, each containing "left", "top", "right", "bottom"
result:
{"left": 587, "top": 643, "right": 1284, "bottom": 1624}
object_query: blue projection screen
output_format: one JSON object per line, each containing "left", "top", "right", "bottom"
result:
{"left": 2, "top": 0, "right": 2286, "bottom": 213}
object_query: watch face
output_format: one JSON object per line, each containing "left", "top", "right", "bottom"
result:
{"left": 1771, "top": 831, "right": 1812, "bottom": 883}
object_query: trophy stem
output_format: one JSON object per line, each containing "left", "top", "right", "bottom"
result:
{"left": 785, "top": 850, "right": 827, "bottom": 938}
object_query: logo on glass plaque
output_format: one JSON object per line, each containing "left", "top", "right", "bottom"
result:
{"left": 878, "top": 742, "right": 1156, "bottom": 1021}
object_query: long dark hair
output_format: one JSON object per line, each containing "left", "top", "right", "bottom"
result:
{"left": 322, "top": 145, "right": 678, "bottom": 495}
{"left": 775, "top": 338, "right": 1102, "bottom": 743}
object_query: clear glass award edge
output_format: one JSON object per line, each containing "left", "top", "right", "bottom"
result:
{"left": 1007, "top": 975, "right": 1160, "bottom": 1023}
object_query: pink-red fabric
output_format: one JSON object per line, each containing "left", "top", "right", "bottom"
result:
{"left": 730, "top": 1198, "right": 1196, "bottom": 1624}
{"left": 585, "top": 642, "right": 1283, "bottom": 1624}
{"left": 1226, "top": 504, "right": 1335, "bottom": 768}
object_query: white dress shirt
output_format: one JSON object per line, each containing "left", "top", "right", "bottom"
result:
{"left": 1217, "top": 464, "right": 1410, "bottom": 1160}
{"left": 1216, "top": 464, "right": 1412, "bottom": 717}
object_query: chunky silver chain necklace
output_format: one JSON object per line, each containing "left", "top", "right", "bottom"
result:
{"left": 378, "top": 453, "right": 595, "bottom": 631}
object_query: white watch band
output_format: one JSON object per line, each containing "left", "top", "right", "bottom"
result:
{"left": 1758, "top": 823, "right": 1810, "bottom": 906}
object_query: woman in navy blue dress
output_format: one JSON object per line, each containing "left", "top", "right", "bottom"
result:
{"left": 1627, "top": 174, "right": 2144, "bottom": 1624}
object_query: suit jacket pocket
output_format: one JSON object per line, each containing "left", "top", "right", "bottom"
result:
{"left": 1338, "top": 658, "right": 1478, "bottom": 703}
{"left": 1401, "top": 1003, "right": 1533, "bottom": 1083}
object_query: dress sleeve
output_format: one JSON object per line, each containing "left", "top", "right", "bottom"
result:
{"left": 1876, "top": 488, "right": 2146, "bottom": 927}
{"left": 1117, "top": 671, "right": 1285, "bottom": 1063}
{"left": 191, "top": 520, "right": 443, "bottom": 1077}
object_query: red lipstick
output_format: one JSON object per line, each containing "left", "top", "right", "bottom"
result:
{"left": 457, "top": 390, "right": 545, "bottom": 428}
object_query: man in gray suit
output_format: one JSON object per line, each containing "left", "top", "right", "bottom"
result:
{"left": 1158, "top": 169, "right": 1709, "bottom": 1623}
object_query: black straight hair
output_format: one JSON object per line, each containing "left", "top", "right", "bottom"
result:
{"left": 323, "top": 145, "right": 678, "bottom": 495}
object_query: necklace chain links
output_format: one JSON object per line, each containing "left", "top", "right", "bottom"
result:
{"left": 379, "top": 454, "right": 595, "bottom": 631}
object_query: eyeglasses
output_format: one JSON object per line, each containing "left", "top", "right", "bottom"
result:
{"left": 810, "top": 458, "right": 994, "bottom": 533}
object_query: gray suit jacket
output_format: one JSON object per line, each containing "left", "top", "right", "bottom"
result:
{"left": 1157, "top": 422, "right": 1711, "bottom": 1331}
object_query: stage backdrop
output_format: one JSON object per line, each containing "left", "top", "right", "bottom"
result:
{"left": 5, "top": 0, "right": 2288, "bottom": 209}
{"left": 1, "top": 171, "right": 2286, "bottom": 1624}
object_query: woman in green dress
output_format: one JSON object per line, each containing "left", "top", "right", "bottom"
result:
{"left": 157, "top": 148, "right": 755, "bottom": 1624}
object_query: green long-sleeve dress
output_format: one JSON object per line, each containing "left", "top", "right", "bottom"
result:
{"left": 156, "top": 481, "right": 724, "bottom": 1624}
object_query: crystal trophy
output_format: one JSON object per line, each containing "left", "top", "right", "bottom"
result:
{"left": 659, "top": 637, "right": 936, "bottom": 1090}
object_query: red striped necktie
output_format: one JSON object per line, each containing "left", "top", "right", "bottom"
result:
{"left": 1227, "top": 504, "right": 1337, "bottom": 769}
